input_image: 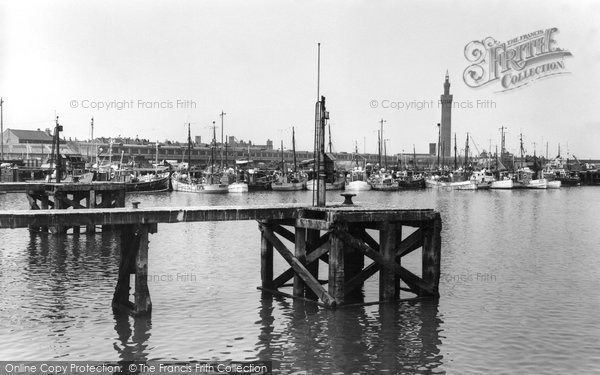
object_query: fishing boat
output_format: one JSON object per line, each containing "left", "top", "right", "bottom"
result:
{"left": 470, "top": 169, "right": 496, "bottom": 189}
{"left": 547, "top": 179, "right": 561, "bottom": 189}
{"left": 513, "top": 168, "right": 547, "bottom": 189}
{"left": 345, "top": 167, "right": 371, "bottom": 191}
{"left": 271, "top": 171, "right": 307, "bottom": 191}
{"left": 425, "top": 174, "right": 478, "bottom": 190}
{"left": 306, "top": 176, "right": 345, "bottom": 191}
{"left": 271, "top": 129, "right": 307, "bottom": 191}
{"left": 171, "top": 170, "right": 228, "bottom": 193}
{"left": 490, "top": 176, "right": 514, "bottom": 189}
{"left": 245, "top": 168, "right": 272, "bottom": 190}
{"left": 369, "top": 170, "right": 400, "bottom": 191}
{"left": 125, "top": 172, "right": 171, "bottom": 192}
{"left": 306, "top": 126, "right": 345, "bottom": 191}
{"left": 397, "top": 175, "right": 425, "bottom": 189}
{"left": 171, "top": 123, "right": 228, "bottom": 193}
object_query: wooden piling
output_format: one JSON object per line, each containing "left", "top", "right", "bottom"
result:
{"left": 134, "top": 225, "right": 152, "bottom": 314}
{"left": 329, "top": 224, "right": 346, "bottom": 305}
{"left": 112, "top": 224, "right": 153, "bottom": 316}
{"left": 379, "top": 221, "right": 401, "bottom": 302}
{"left": 294, "top": 226, "right": 307, "bottom": 297}
{"left": 86, "top": 190, "right": 96, "bottom": 233}
{"left": 260, "top": 221, "right": 274, "bottom": 290}
{"left": 305, "top": 229, "right": 321, "bottom": 300}
{"left": 421, "top": 215, "right": 441, "bottom": 297}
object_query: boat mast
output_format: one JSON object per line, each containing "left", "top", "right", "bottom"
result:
{"left": 413, "top": 144, "right": 416, "bottom": 170}
{"left": 519, "top": 132, "right": 524, "bottom": 169}
{"left": 328, "top": 124, "right": 332, "bottom": 153}
{"left": 54, "top": 116, "right": 63, "bottom": 183}
{"left": 377, "top": 129, "right": 381, "bottom": 169}
{"left": 220, "top": 111, "right": 226, "bottom": 169}
{"left": 225, "top": 135, "right": 228, "bottom": 169}
{"left": 89, "top": 117, "right": 93, "bottom": 163}
{"left": 154, "top": 140, "right": 158, "bottom": 175}
{"left": 0, "top": 97, "right": 3, "bottom": 164}
{"left": 292, "top": 126, "right": 297, "bottom": 173}
{"left": 464, "top": 132, "right": 469, "bottom": 169}
{"left": 187, "top": 123, "right": 191, "bottom": 169}
{"left": 280, "top": 140, "right": 284, "bottom": 175}
{"left": 211, "top": 121, "right": 216, "bottom": 176}
{"left": 453, "top": 133, "right": 457, "bottom": 170}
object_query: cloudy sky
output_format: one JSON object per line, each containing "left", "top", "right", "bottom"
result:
{"left": 2, "top": 0, "right": 599, "bottom": 158}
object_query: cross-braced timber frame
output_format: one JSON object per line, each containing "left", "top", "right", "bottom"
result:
{"left": 258, "top": 207, "right": 441, "bottom": 308}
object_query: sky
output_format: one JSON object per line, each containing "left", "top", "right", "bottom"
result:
{"left": 1, "top": 0, "right": 599, "bottom": 158}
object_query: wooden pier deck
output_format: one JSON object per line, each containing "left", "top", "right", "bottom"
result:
{"left": 0, "top": 203, "right": 442, "bottom": 315}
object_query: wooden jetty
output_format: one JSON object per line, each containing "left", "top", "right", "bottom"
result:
{"left": 0, "top": 200, "right": 441, "bottom": 316}
{"left": 0, "top": 182, "right": 127, "bottom": 233}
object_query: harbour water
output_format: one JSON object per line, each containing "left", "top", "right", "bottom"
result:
{"left": 1, "top": 188, "right": 599, "bottom": 374}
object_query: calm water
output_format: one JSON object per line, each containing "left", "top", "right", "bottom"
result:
{"left": 1, "top": 188, "right": 599, "bottom": 374}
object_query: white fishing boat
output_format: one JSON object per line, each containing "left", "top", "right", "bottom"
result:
{"left": 470, "top": 169, "right": 496, "bottom": 189}
{"left": 171, "top": 172, "right": 229, "bottom": 193}
{"left": 514, "top": 168, "right": 547, "bottom": 189}
{"left": 547, "top": 180, "right": 561, "bottom": 189}
{"left": 345, "top": 167, "right": 371, "bottom": 191}
{"left": 228, "top": 182, "right": 249, "bottom": 193}
{"left": 306, "top": 179, "right": 345, "bottom": 191}
{"left": 490, "top": 178, "right": 514, "bottom": 189}
{"left": 425, "top": 175, "right": 478, "bottom": 190}
{"left": 271, "top": 172, "right": 306, "bottom": 191}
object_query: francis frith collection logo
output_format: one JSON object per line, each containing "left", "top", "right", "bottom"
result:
{"left": 463, "top": 27, "right": 572, "bottom": 92}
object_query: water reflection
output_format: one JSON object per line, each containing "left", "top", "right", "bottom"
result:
{"left": 113, "top": 313, "right": 152, "bottom": 362}
{"left": 255, "top": 295, "right": 444, "bottom": 373}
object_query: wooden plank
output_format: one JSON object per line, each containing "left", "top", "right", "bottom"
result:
{"left": 272, "top": 268, "right": 294, "bottom": 289}
{"left": 329, "top": 227, "right": 346, "bottom": 305}
{"left": 112, "top": 225, "right": 136, "bottom": 312}
{"left": 271, "top": 238, "right": 330, "bottom": 290}
{"left": 345, "top": 262, "right": 379, "bottom": 296}
{"left": 294, "top": 226, "right": 307, "bottom": 297}
{"left": 134, "top": 225, "right": 152, "bottom": 315}
{"left": 306, "top": 241, "right": 330, "bottom": 263}
{"left": 326, "top": 208, "right": 438, "bottom": 223}
{"left": 336, "top": 229, "right": 435, "bottom": 295}
{"left": 379, "top": 222, "right": 401, "bottom": 302}
{"left": 260, "top": 225, "right": 336, "bottom": 307}
{"left": 354, "top": 229, "right": 380, "bottom": 251}
{"left": 295, "top": 218, "right": 330, "bottom": 231}
{"left": 0, "top": 205, "right": 439, "bottom": 230}
{"left": 307, "top": 231, "right": 330, "bottom": 253}
{"left": 421, "top": 215, "right": 441, "bottom": 297}
{"left": 397, "top": 228, "right": 424, "bottom": 258}
{"left": 260, "top": 221, "right": 274, "bottom": 289}
{"left": 0, "top": 204, "right": 305, "bottom": 229}
{"left": 273, "top": 224, "right": 296, "bottom": 243}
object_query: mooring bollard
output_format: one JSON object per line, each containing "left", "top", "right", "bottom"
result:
{"left": 341, "top": 193, "right": 356, "bottom": 205}
{"left": 132, "top": 201, "right": 140, "bottom": 209}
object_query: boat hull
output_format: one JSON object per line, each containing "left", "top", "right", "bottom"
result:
{"left": 426, "top": 179, "right": 478, "bottom": 190}
{"left": 126, "top": 176, "right": 171, "bottom": 192}
{"left": 345, "top": 181, "right": 371, "bottom": 191}
{"left": 271, "top": 181, "right": 306, "bottom": 191}
{"left": 490, "top": 179, "right": 514, "bottom": 189}
{"left": 228, "top": 182, "right": 249, "bottom": 193}
{"left": 371, "top": 182, "right": 400, "bottom": 191}
{"left": 547, "top": 180, "right": 561, "bottom": 189}
{"left": 525, "top": 179, "right": 548, "bottom": 189}
{"left": 398, "top": 178, "right": 425, "bottom": 189}
{"left": 306, "top": 179, "right": 345, "bottom": 191}
{"left": 171, "top": 177, "right": 229, "bottom": 193}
